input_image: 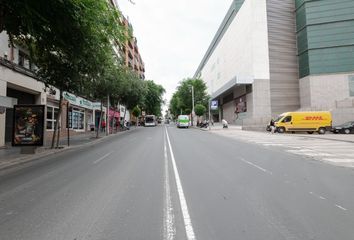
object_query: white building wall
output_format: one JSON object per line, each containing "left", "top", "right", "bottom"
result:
{"left": 0, "top": 80, "right": 6, "bottom": 147}
{"left": 200, "top": 0, "right": 270, "bottom": 96}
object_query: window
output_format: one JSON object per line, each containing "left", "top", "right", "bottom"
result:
{"left": 282, "top": 116, "right": 292, "bottom": 123}
{"left": 349, "top": 76, "right": 354, "bottom": 97}
{"left": 18, "top": 50, "right": 31, "bottom": 69}
{"left": 68, "top": 108, "right": 85, "bottom": 130}
{"left": 46, "top": 106, "right": 60, "bottom": 130}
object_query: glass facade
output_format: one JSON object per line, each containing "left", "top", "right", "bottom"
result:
{"left": 295, "top": 0, "right": 354, "bottom": 78}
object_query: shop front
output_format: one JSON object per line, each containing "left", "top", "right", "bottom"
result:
{"left": 109, "top": 109, "right": 120, "bottom": 132}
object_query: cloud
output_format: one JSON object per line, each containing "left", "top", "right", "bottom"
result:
{"left": 118, "top": 0, "right": 233, "bottom": 110}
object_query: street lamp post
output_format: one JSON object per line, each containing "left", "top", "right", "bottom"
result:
{"left": 191, "top": 85, "right": 195, "bottom": 126}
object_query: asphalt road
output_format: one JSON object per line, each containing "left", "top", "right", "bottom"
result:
{"left": 1, "top": 125, "right": 354, "bottom": 240}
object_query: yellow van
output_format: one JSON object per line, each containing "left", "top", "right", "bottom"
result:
{"left": 274, "top": 111, "right": 332, "bottom": 134}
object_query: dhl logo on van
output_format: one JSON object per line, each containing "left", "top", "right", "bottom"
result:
{"left": 303, "top": 116, "right": 324, "bottom": 121}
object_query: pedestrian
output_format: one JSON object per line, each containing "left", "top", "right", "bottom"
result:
{"left": 101, "top": 119, "right": 106, "bottom": 132}
{"left": 222, "top": 119, "right": 228, "bottom": 128}
{"left": 270, "top": 119, "right": 275, "bottom": 134}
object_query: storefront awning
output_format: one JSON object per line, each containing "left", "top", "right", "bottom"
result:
{"left": 211, "top": 75, "right": 253, "bottom": 100}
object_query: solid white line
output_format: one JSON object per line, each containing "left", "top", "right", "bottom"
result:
{"left": 93, "top": 151, "right": 114, "bottom": 164}
{"left": 240, "top": 158, "right": 273, "bottom": 175}
{"left": 164, "top": 132, "right": 176, "bottom": 240}
{"left": 165, "top": 129, "right": 196, "bottom": 240}
{"left": 335, "top": 204, "right": 348, "bottom": 211}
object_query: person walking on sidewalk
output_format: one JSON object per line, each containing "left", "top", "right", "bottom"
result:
{"left": 269, "top": 119, "right": 276, "bottom": 134}
{"left": 101, "top": 119, "right": 106, "bottom": 132}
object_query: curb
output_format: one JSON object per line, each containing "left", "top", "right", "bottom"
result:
{"left": 0, "top": 128, "right": 137, "bottom": 172}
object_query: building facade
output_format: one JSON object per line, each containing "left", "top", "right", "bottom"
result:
{"left": 195, "top": 0, "right": 354, "bottom": 128}
{"left": 296, "top": 0, "right": 354, "bottom": 124}
{"left": 120, "top": 16, "right": 145, "bottom": 80}
{"left": 0, "top": 32, "right": 108, "bottom": 148}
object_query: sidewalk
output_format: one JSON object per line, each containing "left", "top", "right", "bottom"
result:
{"left": 0, "top": 129, "right": 132, "bottom": 172}
{"left": 198, "top": 124, "right": 354, "bottom": 143}
{"left": 194, "top": 123, "right": 242, "bottom": 131}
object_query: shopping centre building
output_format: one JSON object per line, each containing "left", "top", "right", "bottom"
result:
{"left": 195, "top": 0, "right": 354, "bottom": 129}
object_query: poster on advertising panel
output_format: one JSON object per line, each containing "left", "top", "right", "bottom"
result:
{"left": 211, "top": 100, "right": 218, "bottom": 110}
{"left": 12, "top": 105, "right": 45, "bottom": 146}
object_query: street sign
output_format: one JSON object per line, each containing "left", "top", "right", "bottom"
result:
{"left": 211, "top": 100, "right": 218, "bottom": 110}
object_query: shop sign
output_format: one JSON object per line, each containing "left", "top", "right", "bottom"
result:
{"left": 210, "top": 100, "right": 218, "bottom": 110}
{"left": 12, "top": 105, "right": 45, "bottom": 146}
{"left": 93, "top": 102, "right": 102, "bottom": 110}
{"left": 63, "top": 91, "right": 77, "bottom": 105}
{"left": 63, "top": 91, "right": 93, "bottom": 109}
{"left": 77, "top": 97, "right": 93, "bottom": 109}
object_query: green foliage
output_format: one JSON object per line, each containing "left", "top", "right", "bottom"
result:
{"left": 143, "top": 80, "right": 165, "bottom": 116}
{"left": 132, "top": 106, "right": 141, "bottom": 118}
{"left": 169, "top": 78, "right": 209, "bottom": 116}
{"left": 194, "top": 104, "right": 206, "bottom": 117}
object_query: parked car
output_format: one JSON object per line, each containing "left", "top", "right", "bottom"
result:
{"left": 331, "top": 121, "right": 354, "bottom": 134}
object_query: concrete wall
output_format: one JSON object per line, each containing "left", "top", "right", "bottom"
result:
{"left": 222, "top": 101, "right": 235, "bottom": 124}
{"left": 0, "top": 80, "right": 6, "bottom": 147}
{"left": 252, "top": 79, "right": 271, "bottom": 118}
{"left": 299, "top": 72, "right": 353, "bottom": 109}
{"left": 267, "top": 0, "right": 300, "bottom": 115}
{"left": 200, "top": 0, "right": 270, "bottom": 95}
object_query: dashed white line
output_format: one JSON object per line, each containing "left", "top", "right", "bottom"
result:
{"left": 166, "top": 128, "right": 196, "bottom": 240}
{"left": 335, "top": 204, "right": 348, "bottom": 211}
{"left": 164, "top": 132, "right": 176, "bottom": 240}
{"left": 239, "top": 158, "right": 273, "bottom": 175}
{"left": 92, "top": 151, "right": 114, "bottom": 164}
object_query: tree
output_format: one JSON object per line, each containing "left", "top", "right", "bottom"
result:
{"left": 194, "top": 104, "right": 206, "bottom": 117}
{"left": 169, "top": 78, "right": 209, "bottom": 117}
{"left": 1, "top": 0, "right": 128, "bottom": 147}
{"left": 143, "top": 80, "right": 165, "bottom": 116}
{"left": 131, "top": 106, "right": 141, "bottom": 126}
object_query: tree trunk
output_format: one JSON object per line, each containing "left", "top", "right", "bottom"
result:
{"left": 51, "top": 90, "right": 63, "bottom": 149}
{"left": 122, "top": 108, "right": 127, "bottom": 130}
{"left": 96, "top": 100, "right": 103, "bottom": 138}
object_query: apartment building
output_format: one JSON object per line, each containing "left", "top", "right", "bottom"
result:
{"left": 121, "top": 16, "right": 146, "bottom": 80}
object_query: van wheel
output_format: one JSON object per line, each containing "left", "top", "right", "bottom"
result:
{"left": 277, "top": 127, "right": 285, "bottom": 133}
{"left": 307, "top": 131, "right": 314, "bottom": 134}
{"left": 318, "top": 128, "right": 326, "bottom": 135}
{"left": 344, "top": 129, "right": 350, "bottom": 134}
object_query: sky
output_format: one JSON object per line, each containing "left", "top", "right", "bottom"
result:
{"left": 117, "top": 0, "right": 233, "bottom": 112}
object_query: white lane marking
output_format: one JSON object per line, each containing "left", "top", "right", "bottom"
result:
{"left": 93, "top": 151, "right": 114, "bottom": 164}
{"left": 309, "top": 192, "right": 327, "bottom": 200}
{"left": 164, "top": 132, "right": 176, "bottom": 240}
{"left": 240, "top": 158, "right": 273, "bottom": 175}
{"left": 322, "top": 158, "right": 354, "bottom": 163}
{"left": 335, "top": 204, "right": 348, "bottom": 211}
{"left": 165, "top": 129, "right": 196, "bottom": 240}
